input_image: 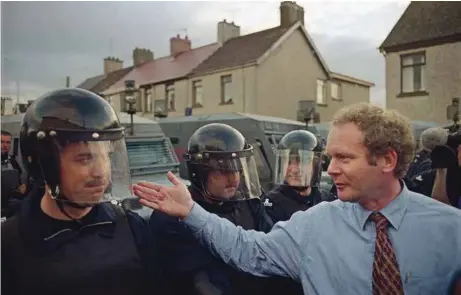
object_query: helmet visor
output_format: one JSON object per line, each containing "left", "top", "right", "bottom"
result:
{"left": 191, "top": 151, "right": 262, "bottom": 201}
{"left": 53, "top": 138, "right": 131, "bottom": 205}
{"left": 274, "top": 149, "right": 320, "bottom": 187}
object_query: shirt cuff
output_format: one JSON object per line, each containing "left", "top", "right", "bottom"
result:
{"left": 183, "top": 202, "right": 211, "bottom": 233}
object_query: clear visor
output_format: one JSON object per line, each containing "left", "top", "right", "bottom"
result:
{"left": 274, "top": 149, "right": 319, "bottom": 187}
{"left": 53, "top": 139, "right": 132, "bottom": 205}
{"left": 195, "top": 154, "right": 262, "bottom": 202}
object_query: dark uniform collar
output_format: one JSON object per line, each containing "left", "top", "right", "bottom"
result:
{"left": 19, "top": 185, "right": 120, "bottom": 253}
{"left": 277, "top": 185, "right": 320, "bottom": 206}
{"left": 189, "top": 185, "right": 258, "bottom": 213}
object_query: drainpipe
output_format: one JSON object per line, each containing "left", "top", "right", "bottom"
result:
{"left": 242, "top": 65, "right": 246, "bottom": 112}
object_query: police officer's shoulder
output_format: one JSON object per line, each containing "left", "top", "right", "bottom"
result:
{"left": 1, "top": 215, "right": 19, "bottom": 235}
{"left": 149, "top": 209, "right": 188, "bottom": 237}
{"left": 262, "top": 189, "right": 285, "bottom": 208}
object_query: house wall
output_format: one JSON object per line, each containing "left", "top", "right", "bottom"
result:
{"left": 385, "top": 42, "right": 461, "bottom": 124}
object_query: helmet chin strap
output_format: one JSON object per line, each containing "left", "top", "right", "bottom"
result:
{"left": 49, "top": 186, "right": 96, "bottom": 221}
{"left": 293, "top": 185, "right": 309, "bottom": 192}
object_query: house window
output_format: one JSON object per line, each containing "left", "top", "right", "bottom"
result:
{"left": 401, "top": 52, "right": 426, "bottom": 93}
{"left": 192, "top": 80, "right": 203, "bottom": 107}
{"left": 220, "top": 75, "right": 233, "bottom": 104}
{"left": 145, "top": 89, "right": 152, "bottom": 112}
{"left": 331, "top": 82, "right": 341, "bottom": 100}
{"left": 166, "top": 83, "right": 175, "bottom": 111}
{"left": 316, "top": 79, "right": 326, "bottom": 104}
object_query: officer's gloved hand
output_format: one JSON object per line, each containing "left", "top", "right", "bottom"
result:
{"left": 430, "top": 145, "right": 457, "bottom": 169}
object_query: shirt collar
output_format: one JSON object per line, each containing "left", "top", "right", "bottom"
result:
{"left": 355, "top": 180, "right": 410, "bottom": 230}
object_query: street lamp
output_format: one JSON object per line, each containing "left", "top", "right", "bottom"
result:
{"left": 124, "top": 80, "right": 137, "bottom": 135}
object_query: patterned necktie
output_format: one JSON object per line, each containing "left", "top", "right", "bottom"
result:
{"left": 370, "top": 212, "right": 404, "bottom": 295}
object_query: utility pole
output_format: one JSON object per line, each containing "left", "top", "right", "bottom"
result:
{"left": 16, "top": 80, "right": 20, "bottom": 107}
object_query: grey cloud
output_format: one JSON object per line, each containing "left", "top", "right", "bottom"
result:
{"left": 1, "top": 1, "right": 407, "bottom": 104}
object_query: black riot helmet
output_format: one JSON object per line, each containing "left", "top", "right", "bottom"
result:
{"left": 184, "top": 123, "right": 262, "bottom": 202}
{"left": 19, "top": 88, "right": 132, "bottom": 213}
{"left": 274, "top": 129, "right": 323, "bottom": 190}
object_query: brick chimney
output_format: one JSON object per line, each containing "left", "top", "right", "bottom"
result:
{"left": 133, "top": 48, "right": 154, "bottom": 67}
{"left": 280, "top": 1, "right": 305, "bottom": 28}
{"left": 170, "top": 34, "right": 192, "bottom": 57}
{"left": 217, "top": 19, "right": 240, "bottom": 45}
{"left": 103, "top": 57, "right": 123, "bottom": 75}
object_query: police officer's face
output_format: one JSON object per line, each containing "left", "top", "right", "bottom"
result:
{"left": 59, "top": 141, "right": 111, "bottom": 203}
{"left": 1, "top": 135, "right": 12, "bottom": 154}
{"left": 207, "top": 170, "right": 240, "bottom": 199}
{"left": 286, "top": 158, "right": 303, "bottom": 186}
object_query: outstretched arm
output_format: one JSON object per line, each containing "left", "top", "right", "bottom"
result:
{"left": 183, "top": 203, "right": 308, "bottom": 280}
{"left": 133, "top": 172, "right": 311, "bottom": 281}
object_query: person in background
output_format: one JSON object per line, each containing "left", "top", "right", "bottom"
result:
{"left": 149, "top": 123, "right": 274, "bottom": 295}
{"left": 404, "top": 127, "right": 446, "bottom": 196}
{"left": 261, "top": 129, "right": 336, "bottom": 295}
{"left": 431, "top": 129, "right": 461, "bottom": 208}
{"left": 134, "top": 103, "right": 461, "bottom": 295}
{"left": 262, "top": 129, "right": 336, "bottom": 222}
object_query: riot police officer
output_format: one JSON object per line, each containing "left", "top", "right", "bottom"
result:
{"left": 1, "top": 88, "right": 161, "bottom": 295}
{"left": 260, "top": 129, "right": 336, "bottom": 295}
{"left": 149, "top": 123, "right": 274, "bottom": 295}
{"left": 262, "top": 129, "right": 336, "bottom": 223}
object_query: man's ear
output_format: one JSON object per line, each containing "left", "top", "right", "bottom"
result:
{"left": 378, "top": 149, "right": 398, "bottom": 174}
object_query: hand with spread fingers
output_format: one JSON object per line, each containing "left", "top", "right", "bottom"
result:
{"left": 132, "top": 171, "right": 195, "bottom": 219}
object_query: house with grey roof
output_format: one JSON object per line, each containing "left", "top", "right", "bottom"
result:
{"left": 76, "top": 49, "right": 154, "bottom": 96}
{"left": 144, "top": 1, "right": 374, "bottom": 122}
{"left": 380, "top": 1, "right": 461, "bottom": 124}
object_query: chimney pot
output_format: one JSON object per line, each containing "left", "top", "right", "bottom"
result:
{"left": 170, "top": 34, "right": 192, "bottom": 57}
{"left": 280, "top": 1, "right": 304, "bottom": 27}
{"left": 103, "top": 56, "right": 123, "bottom": 75}
{"left": 133, "top": 47, "right": 154, "bottom": 67}
{"left": 217, "top": 20, "right": 241, "bottom": 45}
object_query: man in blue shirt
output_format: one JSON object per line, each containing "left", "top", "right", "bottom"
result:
{"left": 134, "top": 103, "right": 461, "bottom": 295}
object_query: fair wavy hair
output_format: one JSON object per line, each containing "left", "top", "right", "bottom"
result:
{"left": 331, "top": 103, "right": 415, "bottom": 178}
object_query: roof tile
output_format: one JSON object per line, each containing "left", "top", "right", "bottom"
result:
{"left": 380, "top": 1, "right": 461, "bottom": 51}
{"left": 191, "top": 26, "right": 288, "bottom": 75}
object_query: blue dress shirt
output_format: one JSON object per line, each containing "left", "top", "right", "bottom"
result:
{"left": 184, "top": 184, "right": 461, "bottom": 295}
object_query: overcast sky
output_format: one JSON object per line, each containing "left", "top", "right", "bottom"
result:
{"left": 1, "top": 1, "right": 409, "bottom": 106}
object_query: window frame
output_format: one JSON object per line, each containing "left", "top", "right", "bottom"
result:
{"left": 192, "top": 80, "right": 203, "bottom": 108}
{"left": 400, "top": 51, "right": 426, "bottom": 95}
{"left": 220, "top": 75, "right": 233, "bottom": 105}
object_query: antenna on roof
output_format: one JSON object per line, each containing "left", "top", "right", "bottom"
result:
{"left": 181, "top": 28, "right": 188, "bottom": 38}
{"left": 109, "top": 37, "right": 114, "bottom": 56}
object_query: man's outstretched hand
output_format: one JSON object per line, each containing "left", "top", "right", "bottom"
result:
{"left": 132, "top": 171, "right": 195, "bottom": 219}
